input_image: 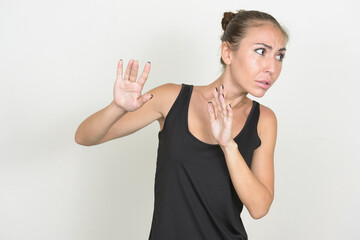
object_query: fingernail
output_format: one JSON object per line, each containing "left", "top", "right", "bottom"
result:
{"left": 148, "top": 61, "right": 151, "bottom": 64}
{"left": 229, "top": 104, "right": 231, "bottom": 108}
{"left": 222, "top": 94, "right": 224, "bottom": 98}
{"left": 150, "top": 94, "right": 153, "bottom": 99}
{"left": 208, "top": 101, "right": 212, "bottom": 104}
{"left": 221, "top": 84, "right": 224, "bottom": 89}
{"left": 120, "top": 59, "right": 123, "bottom": 61}
{"left": 215, "top": 87, "right": 218, "bottom": 92}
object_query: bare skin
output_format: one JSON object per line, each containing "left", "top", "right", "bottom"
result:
{"left": 75, "top": 22, "right": 287, "bottom": 219}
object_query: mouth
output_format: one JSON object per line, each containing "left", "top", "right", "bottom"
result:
{"left": 256, "top": 80, "right": 272, "bottom": 85}
{"left": 255, "top": 80, "right": 272, "bottom": 89}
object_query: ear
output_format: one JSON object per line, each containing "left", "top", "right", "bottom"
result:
{"left": 221, "top": 42, "right": 232, "bottom": 65}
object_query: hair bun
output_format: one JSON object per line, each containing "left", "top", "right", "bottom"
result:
{"left": 221, "top": 10, "right": 246, "bottom": 31}
{"left": 221, "top": 12, "right": 236, "bottom": 31}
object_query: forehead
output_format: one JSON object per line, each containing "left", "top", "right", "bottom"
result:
{"left": 242, "top": 23, "right": 286, "bottom": 49}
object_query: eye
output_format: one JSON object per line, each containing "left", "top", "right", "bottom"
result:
{"left": 276, "top": 53, "right": 285, "bottom": 61}
{"left": 255, "top": 48, "right": 265, "bottom": 55}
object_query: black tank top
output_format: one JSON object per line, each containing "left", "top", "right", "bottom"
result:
{"left": 148, "top": 84, "right": 261, "bottom": 240}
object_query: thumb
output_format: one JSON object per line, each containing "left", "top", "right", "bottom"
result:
{"left": 207, "top": 101, "right": 216, "bottom": 123}
{"left": 140, "top": 93, "right": 153, "bottom": 105}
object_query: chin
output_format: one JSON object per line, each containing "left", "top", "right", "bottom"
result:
{"left": 249, "top": 89, "right": 267, "bottom": 98}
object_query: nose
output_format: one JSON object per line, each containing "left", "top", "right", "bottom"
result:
{"left": 263, "top": 57, "right": 277, "bottom": 75}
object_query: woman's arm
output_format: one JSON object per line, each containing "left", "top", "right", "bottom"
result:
{"left": 207, "top": 86, "right": 276, "bottom": 219}
{"left": 75, "top": 100, "right": 129, "bottom": 146}
{"left": 222, "top": 107, "right": 276, "bottom": 219}
{"left": 75, "top": 59, "right": 163, "bottom": 146}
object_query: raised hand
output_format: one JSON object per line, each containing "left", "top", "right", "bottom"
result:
{"left": 207, "top": 85, "right": 234, "bottom": 147}
{"left": 113, "top": 59, "right": 153, "bottom": 112}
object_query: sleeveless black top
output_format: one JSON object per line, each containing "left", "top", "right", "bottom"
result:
{"left": 148, "top": 84, "right": 261, "bottom": 240}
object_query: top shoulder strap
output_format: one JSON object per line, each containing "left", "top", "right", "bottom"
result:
{"left": 160, "top": 83, "right": 193, "bottom": 134}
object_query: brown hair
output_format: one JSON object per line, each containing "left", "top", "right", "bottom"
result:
{"left": 220, "top": 10, "right": 289, "bottom": 66}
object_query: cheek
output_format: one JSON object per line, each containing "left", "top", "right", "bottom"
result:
{"left": 242, "top": 57, "right": 261, "bottom": 79}
{"left": 231, "top": 52, "right": 261, "bottom": 80}
{"left": 248, "top": 58, "right": 260, "bottom": 72}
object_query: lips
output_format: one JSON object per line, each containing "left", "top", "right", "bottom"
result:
{"left": 255, "top": 80, "right": 272, "bottom": 90}
{"left": 256, "top": 80, "right": 272, "bottom": 85}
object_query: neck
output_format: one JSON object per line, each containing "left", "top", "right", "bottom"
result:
{"left": 206, "top": 71, "right": 249, "bottom": 108}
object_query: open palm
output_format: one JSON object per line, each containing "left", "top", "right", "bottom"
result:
{"left": 113, "top": 59, "right": 152, "bottom": 112}
{"left": 207, "top": 86, "right": 233, "bottom": 147}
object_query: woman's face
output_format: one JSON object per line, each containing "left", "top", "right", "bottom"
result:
{"left": 227, "top": 23, "right": 287, "bottom": 97}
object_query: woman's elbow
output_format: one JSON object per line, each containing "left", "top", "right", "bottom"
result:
{"left": 74, "top": 132, "right": 93, "bottom": 146}
{"left": 248, "top": 201, "right": 272, "bottom": 219}
{"left": 75, "top": 134, "right": 86, "bottom": 146}
{"left": 249, "top": 208, "right": 270, "bottom": 219}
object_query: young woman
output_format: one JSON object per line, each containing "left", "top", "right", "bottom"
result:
{"left": 75, "top": 9, "right": 288, "bottom": 240}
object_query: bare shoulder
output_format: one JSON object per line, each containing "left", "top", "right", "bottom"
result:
{"left": 149, "top": 83, "right": 182, "bottom": 98}
{"left": 148, "top": 83, "right": 182, "bottom": 118}
{"left": 258, "top": 103, "right": 277, "bottom": 137}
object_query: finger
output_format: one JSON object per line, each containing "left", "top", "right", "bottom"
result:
{"left": 116, "top": 59, "right": 123, "bottom": 81}
{"left": 129, "top": 60, "right": 139, "bottom": 82}
{"left": 219, "top": 93, "right": 227, "bottom": 116}
{"left": 139, "top": 93, "right": 153, "bottom": 105}
{"left": 219, "top": 84, "right": 224, "bottom": 96}
{"left": 207, "top": 101, "right": 216, "bottom": 122}
{"left": 227, "top": 104, "right": 233, "bottom": 120}
{"left": 124, "top": 59, "right": 134, "bottom": 80}
{"left": 218, "top": 84, "right": 227, "bottom": 112}
{"left": 213, "top": 87, "right": 222, "bottom": 113}
{"left": 137, "top": 61, "right": 151, "bottom": 86}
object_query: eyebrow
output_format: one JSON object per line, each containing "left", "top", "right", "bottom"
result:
{"left": 255, "top": 43, "right": 287, "bottom": 52}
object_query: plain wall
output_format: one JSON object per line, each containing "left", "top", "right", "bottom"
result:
{"left": 1, "top": 0, "right": 359, "bottom": 239}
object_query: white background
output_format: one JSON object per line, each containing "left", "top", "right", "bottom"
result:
{"left": 1, "top": 0, "right": 359, "bottom": 239}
